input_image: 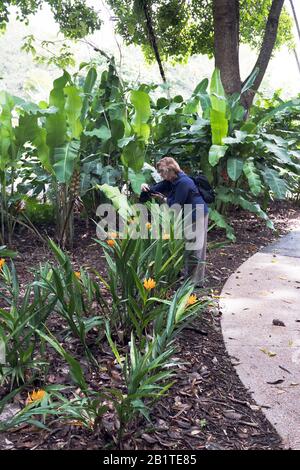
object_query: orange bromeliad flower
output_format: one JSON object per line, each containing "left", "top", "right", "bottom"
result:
{"left": 162, "top": 233, "right": 170, "bottom": 240}
{"left": 26, "top": 389, "right": 46, "bottom": 404}
{"left": 74, "top": 271, "right": 81, "bottom": 279}
{"left": 0, "top": 258, "right": 5, "bottom": 270}
{"left": 143, "top": 278, "right": 156, "bottom": 290}
{"left": 186, "top": 294, "right": 197, "bottom": 306}
{"left": 106, "top": 239, "right": 116, "bottom": 247}
{"left": 145, "top": 222, "right": 152, "bottom": 230}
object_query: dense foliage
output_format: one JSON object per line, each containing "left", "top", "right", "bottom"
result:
{"left": 107, "top": 0, "right": 294, "bottom": 63}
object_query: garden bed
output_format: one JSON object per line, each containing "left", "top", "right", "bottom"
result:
{"left": 0, "top": 200, "right": 299, "bottom": 450}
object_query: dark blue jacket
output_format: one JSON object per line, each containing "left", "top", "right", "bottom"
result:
{"left": 149, "top": 171, "right": 208, "bottom": 219}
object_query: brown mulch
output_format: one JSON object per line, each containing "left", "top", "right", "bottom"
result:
{"left": 0, "top": 200, "right": 299, "bottom": 450}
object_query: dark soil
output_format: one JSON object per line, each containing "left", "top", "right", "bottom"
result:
{"left": 1, "top": 200, "right": 299, "bottom": 450}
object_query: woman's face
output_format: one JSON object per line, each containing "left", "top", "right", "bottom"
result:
{"left": 158, "top": 167, "right": 177, "bottom": 181}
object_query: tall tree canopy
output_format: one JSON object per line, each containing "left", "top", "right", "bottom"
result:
{"left": 0, "top": 1, "right": 295, "bottom": 108}
{"left": 0, "top": 0, "right": 102, "bottom": 38}
{"left": 107, "top": 0, "right": 294, "bottom": 107}
{"left": 107, "top": 0, "right": 293, "bottom": 62}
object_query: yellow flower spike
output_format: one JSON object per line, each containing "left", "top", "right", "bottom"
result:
{"left": 26, "top": 389, "right": 46, "bottom": 404}
{"left": 106, "top": 239, "right": 116, "bottom": 247}
{"left": 74, "top": 271, "right": 81, "bottom": 279}
{"left": 162, "top": 233, "right": 170, "bottom": 240}
{"left": 146, "top": 222, "right": 152, "bottom": 230}
{"left": 143, "top": 278, "right": 156, "bottom": 290}
{"left": 186, "top": 294, "right": 197, "bottom": 306}
{"left": 0, "top": 258, "right": 5, "bottom": 270}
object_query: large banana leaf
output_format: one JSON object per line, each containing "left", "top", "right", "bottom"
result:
{"left": 121, "top": 140, "right": 145, "bottom": 172}
{"left": 33, "top": 128, "right": 52, "bottom": 174}
{"left": 227, "top": 157, "right": 244, "bottom": 181}
{"left": 257, "top": 98, "right": 300, "bottom": 126}
{"left": 128, "top": 169, "right": 146, "bottom": 194}
{"left": 46, "top": 73, "right": 69, "bottom": 149}
{"left": 210, "top": 68, "right": 227, "bottom": 115}
{"left": 52, "top": 140, "right": 80, "bottom": 183}
{"left": 193, "top": 78, "right": 209, "bottom": 95}
{"left": 64, "top": 86, "right": 83, "bottom": 139}
{"left": 98, "top": 184, "right": 134, "bottom": 219}
{"left": 13, "top": 96, "right": 58, "bottom": 116}
{"left": 262, "top": 168, "right": 289, "bottom": 200}
{"left": 208, "top": 144, "right": 228, "bottom": 167}
{"left": 223, "top": 130, "right": 248, "bottom": 144}
{"left": 84, "top": 126, "right": 111, "bottom": 141}
{"left": 0, "top": 127, "right": 12, "bottom": 170}
{"left": 14, "top": 114, "right": 38, "bottom": 146}
{"left": 210, "top": 109, "right": 228, "bottom": 145}
{"left": 81, "top": 67, "right": 97, "bottom": 122}
{"left": 130, "top": 90, "right": 151, "bottom": 142}
{"left": 209, "top": 69, "right": 228, "bottom": 146}
{"left": 263, "top": 141, "right": 293, "bottom": 165}
{"left": 111, "top": 119, "right": 125, "bottom": 144}
{"left": 243, "top": 160, "right": 262, "bottom": 196}
{"left": 0, "top": 91, "right": 15, "bottom": 170}
{"left": 15, "top": 114, "right": 51, "bottom": 173}
{"left": 189, "top": 78, "right": 210, "bottom": 118}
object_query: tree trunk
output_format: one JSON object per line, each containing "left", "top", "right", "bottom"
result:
{"left": 242, "top": 0, "right": 285, "bottom": 108}
{"left": 56, "top": 183, "right": 74, "bottom": 250}
{"left": 141, "top": 0, "right": 166, "bottom": 82}
{"left": 212, "top": 0, "right": 242, "bottom": 95}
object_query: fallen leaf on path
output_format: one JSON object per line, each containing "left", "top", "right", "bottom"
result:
{"left": 260, "top": 348, "right": 277, "bottom": 357}
{"left": 266, "top": 379, "right": 285, "bottom": 385}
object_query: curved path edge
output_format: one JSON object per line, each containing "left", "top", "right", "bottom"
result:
{"left": 220, "top": 228, "right": 300, "bottom": 450}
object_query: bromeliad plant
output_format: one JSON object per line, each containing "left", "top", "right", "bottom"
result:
{"left": 0, "top": 259, "right": 56, "bottom": 388}
{"left": 0, "top": 91, "right": 57, "bottom": 245}
{"left": 34, "top": 239, "right": 105, "bottom": 361}
{"left": 95, "top": 184, "right": 185, "bottom": 338}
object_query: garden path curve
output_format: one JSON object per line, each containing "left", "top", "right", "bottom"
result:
{"left": 220, "top": 227, "right": 300, "bottom": 449}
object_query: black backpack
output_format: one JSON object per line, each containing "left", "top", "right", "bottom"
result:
{"left": 191, "top": 173, "right": 215, "bottom": 204}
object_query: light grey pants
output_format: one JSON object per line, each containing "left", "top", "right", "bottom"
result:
{"left": 184, "top": 213, "right": 208, "bottom": 286}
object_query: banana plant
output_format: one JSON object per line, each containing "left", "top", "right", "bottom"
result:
{"left": 120, "top": 89, "right": 152, "bottom": 191}
{"left": 0, "top": 92, "right": 57, "bottom": 244}
{"left": 0, "top": 92, "right": 16, "bottom": 244}
{"left": 208, "top": 68, "right": 229, "bottom": 168}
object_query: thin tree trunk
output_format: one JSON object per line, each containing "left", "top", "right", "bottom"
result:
{"left": 242, "top": 0, "right": 285, "bottom": 108}
{"left": 212, "top": 0, "right": 242, "bottom": 95}
{"left": 141, "top": 0, "right": 166, "bottom": 82}
{"left": 289, "top": 0, "right": 300, "bottom": 42}
{"left": 289, "top": 0, "right": 300, "bottom": 75}
{"left": 293, "top": 48, "right": 300, "bottom": 75}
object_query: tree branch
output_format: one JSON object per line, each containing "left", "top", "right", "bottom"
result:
{"left": 141, "top": 0, "right": 166, "bottom": 82}
{"left": 242, "top": 0, "right": 285, "bottom": 107}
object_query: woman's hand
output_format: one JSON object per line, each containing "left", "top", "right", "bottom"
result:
{"left": 141, "top": 183, "right": 150, "bottom": 192}
{"left": 152, "top": 193, "right": 166, "bottom": 202}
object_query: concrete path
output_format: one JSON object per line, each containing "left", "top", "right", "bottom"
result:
{"left": 220, "top": 228, "right": 300, "bottom": 449}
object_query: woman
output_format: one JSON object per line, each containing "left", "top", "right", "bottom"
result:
{"left": 141, "top": 157, "right": 209, "bottom": 287}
